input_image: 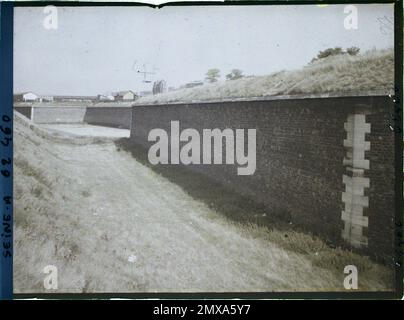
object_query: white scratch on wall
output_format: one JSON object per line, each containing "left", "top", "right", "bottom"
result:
{"left": 342, "top": 114, "right": 370, "bottom": 248}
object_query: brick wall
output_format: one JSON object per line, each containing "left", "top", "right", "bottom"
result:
{"left": 14, "top": 106, "right": 31, "bottom": 119}
{"left": 130, "top": 96, "right": 396, "bottom": 261}
{"left": 84, "top": 107, "right": 131, "bottom": 129}
{"left": 32, "top": 106, "right": 87, "bottom": 123}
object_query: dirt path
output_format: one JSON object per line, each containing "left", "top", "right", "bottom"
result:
{"left": 13, "top": 113, "right": 393, "bottom": 293}
{"left": 41, "top": 124, "right": 129, "bottom": 138}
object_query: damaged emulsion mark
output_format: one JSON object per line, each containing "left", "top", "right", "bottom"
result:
{"left": 1, "top": 114, "right": 12, "bottom": 259}
{"left": 342, "top": 113, "right": 370, "bottom": 248}
{"left": 389, "top": 89, "right": 404, "bottom": 268}
{"left": 388, "top": 90, "right": 401, "bottom": 134}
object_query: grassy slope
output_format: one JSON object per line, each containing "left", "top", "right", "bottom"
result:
{"left": 136, "top": 49, "right": 394, "bottom": 105}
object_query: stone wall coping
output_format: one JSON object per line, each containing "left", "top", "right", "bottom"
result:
{"left": 132, "top": 91, "right": 393, "bottom": 107}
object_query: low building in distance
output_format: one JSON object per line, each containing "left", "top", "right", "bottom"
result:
{"left": 14, "top": 92, "right": 40, "bottom": 102}
{"left": 138, "top": 91, "right": 153, "bottom": 97}
{"left": 114, "top": 90, "right": 137, "bottom": 101}
{"left": 41, "top": 96, "right": 54, "bottom": 102}
{"left": 179, "top": 81, "right": 204, "bottom": 90}
{"left": 97, "top": 94, "right": 115, "bottom": 101}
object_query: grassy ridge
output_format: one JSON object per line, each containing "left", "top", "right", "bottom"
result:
{"left": 136, "top": 49, "right": 394, "bottom": 105}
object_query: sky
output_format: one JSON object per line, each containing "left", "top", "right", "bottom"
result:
{"left": 14, "top": 4, "right": 394, "bottom": 96}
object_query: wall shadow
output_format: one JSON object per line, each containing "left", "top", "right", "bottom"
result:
{"left": 116, "top": 137, "right": 305, "bottom": 234}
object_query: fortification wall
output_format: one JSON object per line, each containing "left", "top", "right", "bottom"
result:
{"left": 84, "top": 107, "right": 131, "bottom": 129}
{"left": 130, "top": 96, "right": 396, "bottom": 261}
{"left": 15, "top": 106, "right": 131, "bottom": 129}
{"left": 32, "top": 106, "right": 87, "bottom": 124}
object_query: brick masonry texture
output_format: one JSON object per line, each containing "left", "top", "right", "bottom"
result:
{"left": 130, "top": 96, "right": 396, "bottom": 261}
{"left": 32, "top": 106, "right": 87, "bottom": 123}
{"left": 84, "top": 107, "right": 131, "bottom": 129}
{"left": 14, "top": 106, "right": 32, "bottom": 119}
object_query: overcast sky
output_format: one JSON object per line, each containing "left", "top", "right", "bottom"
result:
{"left": 14, "top": 4, "right": 394, "bottom": 96}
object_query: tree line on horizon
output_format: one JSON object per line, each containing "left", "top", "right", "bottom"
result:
{"left": 203, "top": 46, "right": 361, "bottom": 84}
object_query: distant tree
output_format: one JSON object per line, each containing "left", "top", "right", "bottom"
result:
{"left": 346, "top": 46, "right": 360, "bottom": 56}
{"left": 316, "top": 47, "right": 344, "bottom": 59}
{"left": 205, "top": 68, "right": 221, "bottom": 83}
{"left": 310, "top": 46, "right": 360, "bottom": 64}
{"left": 226, "top": 69, "right": 244, "bottom": 81}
